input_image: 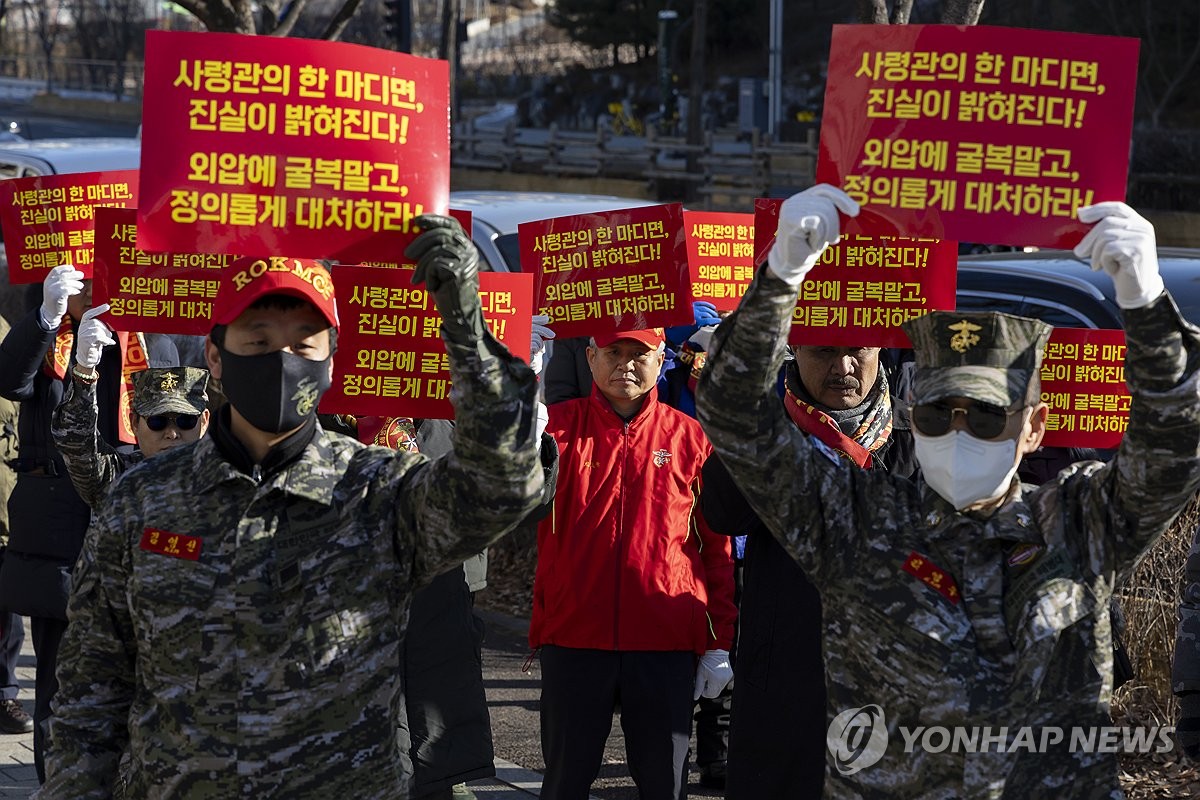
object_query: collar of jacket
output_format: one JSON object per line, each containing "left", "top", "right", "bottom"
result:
{"left": 587, "top": 381, "right": 661, "bottom": 429}
{"left": 192, "top": 417, "right": 338, "bottom": 506}
{"left": 919, "top": 479, "right": 1042, "bottom": 545}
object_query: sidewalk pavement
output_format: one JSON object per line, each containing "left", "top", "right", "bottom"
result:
{"left": 0, "top": 618, "right": 562, "bottom": 799}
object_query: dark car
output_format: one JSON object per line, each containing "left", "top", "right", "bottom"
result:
{"left": 956, "top": 248, "right": 1200, "bottom": 328}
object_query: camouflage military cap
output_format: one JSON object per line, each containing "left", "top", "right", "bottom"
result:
{"left": 901, "top": 311, "right": 1052, "bottom": 407}
{"left": 132, "top": 367, "right": 209, "bottom": 417}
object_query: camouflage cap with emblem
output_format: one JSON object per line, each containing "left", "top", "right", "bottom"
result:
{"left": 901, "top": 311, "right": 1053, "bottom": 407}
{"left": 132, "top": 367, "right": 210, "bottom": 417}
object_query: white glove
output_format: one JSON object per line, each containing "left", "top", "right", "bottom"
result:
{"left": 39, "top": 264, "right": 85, "bottom": 330}
{"left": 1075, "top": 202, "right": 1164, "bottom": 309}
{"left": 535, "top": 401, "right": 548, "bottom": 441}
{"left": 767, "top": 185, "right": 860, "bottom": 288}
{"left": 74, "top": 304, "right": 114, "bottom": 370}
{"left": 694, "top": 649, "right": 733, "bottom": 700}
{"left": 530, "top": 314, "right": 556, "bottom": 377}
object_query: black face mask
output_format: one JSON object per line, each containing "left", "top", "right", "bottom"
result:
{"left": 218, "top": 347, "right": 331, "bottom": 434}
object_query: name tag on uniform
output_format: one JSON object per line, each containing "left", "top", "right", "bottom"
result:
{"left": 139, "top": 528, "right": 202, "bottom": 561}
{"left": 901, "top": 550, "right": 960, "bottom": 605}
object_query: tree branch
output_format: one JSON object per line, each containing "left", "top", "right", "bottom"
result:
{"left": 270, "top": 0, "right": 312, "bottom": 37}
{"left": 891, "top": 0, "right": 914, "bottom": 24}
{"left": 939, "top": 0, "right": 985, "bottom": 25}
{"left": 858, "top": 0, "right": 889, "bottom": 24}
{"left": 320, "top": 0, "right": 364, "bottom": 41}
{"left": 171, "top": 0, "right": 211, "bottom": 29}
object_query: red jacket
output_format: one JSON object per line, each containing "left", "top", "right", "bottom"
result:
{"left": 531, "top": 386, "right": 735, "bottom": 655}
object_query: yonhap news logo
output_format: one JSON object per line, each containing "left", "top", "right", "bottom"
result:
{"left": 827, "top": 705, "right": 889, "bottom": 775}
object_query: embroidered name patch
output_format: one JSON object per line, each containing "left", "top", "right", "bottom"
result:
{"left": 902, "top": 551, "right": 960, "bottom": 605}
{"left": 140, "top": 528, "right": 201, "bottom": 561}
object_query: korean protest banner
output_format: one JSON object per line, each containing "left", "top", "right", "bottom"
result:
{"left": 91, "top": 207, "right": 233, "bottom": 336}
{"left": 520, "top": 203, "right": 694, "bottom": 340}
{"left": 754, "top": 198, "right": 957, "bottom": 347}
{"left": 320, "top": 267, "right": 533, "bottom": 419}
{"left": 817, "top": 25, "right": 1139, "bottom": 249}
{"left": 356, "top": 208, "right": 472, "bottom": 269}
{"left": 0, "top": 170, "right": 138, "bottom": 284}
{"left": 1038, "top": 327, "right": 1128, "bottom": 449}
{"left": 136, "top": 30, "right": 449, "bottom": 263}
{"left": 684, "top": 211, "right": 755, "bottom": 312}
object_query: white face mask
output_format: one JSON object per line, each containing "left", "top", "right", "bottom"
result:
{"left": 912, "top": 429, "right": 1021, "bottom": 510}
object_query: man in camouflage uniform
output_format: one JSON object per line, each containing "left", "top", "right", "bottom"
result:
{"left": 51, "top": 365, "right": 211, "bottom": 509}
{"left": 38, "top": 216, "right": 547, "bottom": 800}
{"left": 696, "top": 185, "right": 1200, "bottom": 798}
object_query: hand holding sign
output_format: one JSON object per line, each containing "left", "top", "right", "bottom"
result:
{"left": 406, "top": 214, "right": 487, "bottom": 355}
{"left": 1074, "top": 202, "right": 1164, "bottom": 310}
{"left": 768, "top": 185, "right": 860, "bottom": 288}
{"left": 39, "top": 264, "right": 86, "bottom": 330}
{"left": 75, "top": 304, "right": 115, "bottom": 370}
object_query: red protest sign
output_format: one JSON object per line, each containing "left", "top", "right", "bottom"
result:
{"left": 684, "top": 211, "right": 755, "bottom": 312}
{"left": 320, "top": 269, "right": 533, "bottom": 419}
{"left": 0, "top": 170, "right": 138, "bottom": 284}
{"left": 137, "top": 31, "right": 449, "bottom": 263}
{"left": 754, "top": 198, "right": 957, "bottom": 347}
{"left": 355, "top": 208, "right": 473, "bottom": 269}
{"left": 1039, "top": 328, "right": 1128, "bottom": 449}
{"left": 817, "top": 25, "right": 1139, "bottom": 249}
{"left": 521, "top": 203, "right": 693, "bottom": 340}
{"left": 92, "top": 207, "right": 232, "bottom": 336}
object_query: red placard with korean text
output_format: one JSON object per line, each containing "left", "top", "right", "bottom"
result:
{"left": 754, "top": 198, "right": 957, "bottom": 347}
{"left": 1039, "top": 327, "right": 1127, "bottom": 449}
{"left": 356, "top": 208, "right": 472, "bottom": 269}
{"left": 320, "top": 268, "right": 533, "bottom": 419}
{"left": 136, "top": 30, "right": 449, "bottom": 263}
{"left": 91, "top": 207, "right": 232, "bottom": 336}
{"left": 817, "top": 25, "right": 1139, "bottom": 249}
{"left": 0, "top": 170, "right": 138, "bottom": 284}
{"left": 521, "top": 203, "right": 693, "bottom": 340}
{"left": 684, "top": 211, "right": 755, "bottom": 312}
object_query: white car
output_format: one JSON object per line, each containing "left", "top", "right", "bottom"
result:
{"left": 0, "top": 137, "right": 141, "bottom": 179}
{"left": 449, "top": 190, "right": 662, "bottom": 272}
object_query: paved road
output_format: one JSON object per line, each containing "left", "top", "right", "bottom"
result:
{"left": 0, "top": 610, "right": 725, "bottom": 798}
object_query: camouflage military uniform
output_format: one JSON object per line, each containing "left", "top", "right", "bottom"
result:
{"left": 36, "top": 347, "right": 544, "bottom": 799}
{"left": 50, "top": 378, "right": 143, "bottom": 509}
{"left": 695, "top": 269, "right": 1200, "bottom": 799}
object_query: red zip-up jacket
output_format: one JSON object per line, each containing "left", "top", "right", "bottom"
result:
{"left": 531, "top": 385, "right": 735, "bottom": 655}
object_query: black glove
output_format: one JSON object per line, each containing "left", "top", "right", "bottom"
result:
{"left": 405, "top": 214, "right": 488, "bottom": 360}
{"left": 1179, "top": 693, "right": 1200, "bottom": 759}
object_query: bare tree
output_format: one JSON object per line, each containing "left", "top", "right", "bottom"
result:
{"left": 172, "top": 0, "right": 364, "bottom": 37}
{"left": 858, "top": 0, "right": 984, "bottom": 24}
{"left": 22, "top": 0, "right": 62, "bottom": 92}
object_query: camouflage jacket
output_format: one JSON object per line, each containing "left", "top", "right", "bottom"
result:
{"left": 695, "top": 270, "right": 1200, "bottom": 800}
{"left": 50, "top": 376, "right": 143, "bottom": 510}
{"left": 37, "top": 345, "right": 545, "bottom": 800}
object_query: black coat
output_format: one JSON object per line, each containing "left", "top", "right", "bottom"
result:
{"left": 0, "top": 297, "right": 176, "bottom": 619}
{"left": 701, "top": 419, "right": 916, "bottom": 800}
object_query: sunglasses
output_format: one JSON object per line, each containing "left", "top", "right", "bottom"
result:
{"left": 144, "top": 413, "right": 200, "bottom": 432}
{"left": 911, "top": 402, "right": 1022, "bottom": 440}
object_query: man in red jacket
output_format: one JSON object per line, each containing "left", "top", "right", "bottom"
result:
{"left": 533, "top": 327, "right": 736, "bottom": 800}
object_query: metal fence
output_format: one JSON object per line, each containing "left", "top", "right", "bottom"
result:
{"left": 0, "top": 56, "right": 144, "bottom": 100}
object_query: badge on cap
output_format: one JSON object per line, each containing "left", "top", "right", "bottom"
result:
{"left": 948, "top": 320, "right": 982, "bottom": 353}
{"left": 159, "top": 372, "right": 179, "bottom": 392}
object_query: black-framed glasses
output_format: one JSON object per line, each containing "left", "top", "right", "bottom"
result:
{"left": 145, "top": 413, "right": 200, "bottom": 432}
{"left": 911, "top": 402, "right": 1022, "bottom": 440}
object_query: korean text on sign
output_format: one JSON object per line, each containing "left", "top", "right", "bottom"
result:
{"left": 1038, "top": 327, "right": 1128, "bottom": 449}
{"left": 753, "top": 198, "right": 958, "bottom": 348}
{"left": 320, "top": 268, "right": 534, "bottom": 420}
{"left": 0, "top": 170, "right": 138, "bottom": 284}
{"left": 520, "top": 203, "right": 695, "bottom": 341}
{"left": 684, "top": 210, "right": 755, "bottom": 312}
{"left": 137, "top": 30, "right": 449, "bottom": 264}
{"left": 91, "top": 207, "right": 232, "bottom": 337}
{"left": 817, "top": 24, "right": 1139, "bottom": 249}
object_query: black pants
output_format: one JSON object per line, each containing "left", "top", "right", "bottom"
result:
{"left": 31, "top": 616, "right": 66, "bottom": 784}
{"left": 539, "top": 646, "right": 693, "bottom": 800}
{"left": 0, "top": 612, "right": 24, "bottom": 701}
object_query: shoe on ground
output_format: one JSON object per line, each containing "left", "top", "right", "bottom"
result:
{"left": 699, "top": 761, "right": 727, "bottom": 790}
{"left": 450, "top": 784, "right": 477, "bottom": 800}
{"left": 0, "top": 699, "right": 32, "bottom": 734}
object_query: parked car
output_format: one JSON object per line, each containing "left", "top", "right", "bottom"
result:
{"left": 449, "top": 189, "right": 660, "bottom": 272}
{"left": 0, "top": 137, "right": 141, "bottom": 179}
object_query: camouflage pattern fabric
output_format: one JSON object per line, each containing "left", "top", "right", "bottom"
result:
{"left": 130, "top": 367, "right": 208, "bottom": 417}
{"left": 36, "top": 338, "right": 544, "bottom": 799}
{"left": 695, "top": 268, "right": 1200, "bottom": 800}
{"left": 50, "top": 377, "right": 143, "bottom": 510}
{"left": 0, "top": 315, "right": 16, "bottom": 543}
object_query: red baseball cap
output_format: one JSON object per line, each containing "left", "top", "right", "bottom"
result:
{"left": 592, "top": 328, "right": 665, "bottom": 349}
{"left": 212, "top": 256, "right": 339, "bottom": 330}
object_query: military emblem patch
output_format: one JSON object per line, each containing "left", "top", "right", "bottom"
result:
{"left": 947, "top": 319, "right": 982, "bottom": 353}
{"left": 1007, "top": 543, "right": 1044, "bottom": 567}
{"left": 139, "top": 528, "right": 202, "bottom": 561}
{"left": 652, "top": 449, "right": 672, "bottom": 467}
